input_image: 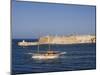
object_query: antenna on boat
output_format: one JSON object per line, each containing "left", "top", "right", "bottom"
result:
{"left": 37, "top": 38, "right": 39, "bottom": 53}
{"left": 37, "top": 33, "right": 40, "bottom": 53}
{"left": 48, "top": 34, "right": 51, "bottom": 51}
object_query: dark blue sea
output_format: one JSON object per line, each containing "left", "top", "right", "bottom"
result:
{"left": 12, "top": 39, "right": 96, "bottom": 75}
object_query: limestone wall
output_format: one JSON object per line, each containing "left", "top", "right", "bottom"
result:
{"left": 39, "top": 35, "right": 96, "bottom": 44}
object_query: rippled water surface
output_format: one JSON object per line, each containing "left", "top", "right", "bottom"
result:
{"left": 12, "top": 39, "right": 96, "bottom": 74}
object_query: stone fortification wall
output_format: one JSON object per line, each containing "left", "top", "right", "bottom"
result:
{"left": 39, "top": 35, "right": 96, "bottom": 44}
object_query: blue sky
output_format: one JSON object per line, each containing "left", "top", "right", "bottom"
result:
{"left": 12, "top": 1, "right": 96, "bottom": 39}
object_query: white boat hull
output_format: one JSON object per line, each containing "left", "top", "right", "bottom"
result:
{"left": 32, "top": 54, "right": 59, "bottom": 60}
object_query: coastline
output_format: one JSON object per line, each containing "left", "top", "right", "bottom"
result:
{"left": 17, "top": 35, "right": 96, "bottom": 46}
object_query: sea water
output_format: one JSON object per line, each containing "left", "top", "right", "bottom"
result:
{"left": 12, "top": 39, "right": 96, "bottom": 74}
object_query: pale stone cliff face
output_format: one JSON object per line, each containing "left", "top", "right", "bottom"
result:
{"left": 39, "top": 35, "right": 96, "bottom": 44}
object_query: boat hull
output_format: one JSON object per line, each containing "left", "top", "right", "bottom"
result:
{"left": 32, "top": 54, "right": 60, "bottom": 60}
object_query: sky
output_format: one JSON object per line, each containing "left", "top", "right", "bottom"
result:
{"left": 12, "top": 1, "right": 96, "bottom": 39}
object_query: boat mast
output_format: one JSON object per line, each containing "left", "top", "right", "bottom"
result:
{"left": 37, "top": 37, "right": 40, "bottom": 53}
{"left": 48, "top": 35, "right": 50, "bottom": 51}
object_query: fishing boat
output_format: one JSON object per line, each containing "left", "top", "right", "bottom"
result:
{"left": 32, "top": 36, "right": 66, "bottom": 60}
